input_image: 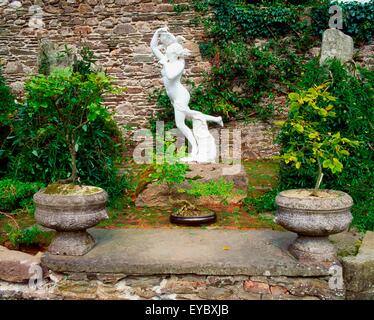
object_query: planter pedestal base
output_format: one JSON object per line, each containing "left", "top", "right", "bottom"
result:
{"left": 289, "top": 236, "right": 337, "bottom": 263}
{"left": 48, "top": 231, "right": 95, "bottom": 256}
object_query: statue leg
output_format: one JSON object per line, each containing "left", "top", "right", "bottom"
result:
{"left": 175, "top": 109, "right": 198, "bottom": 160}
{"left": 189, "top": 110, "right": 223, "bottom": 127}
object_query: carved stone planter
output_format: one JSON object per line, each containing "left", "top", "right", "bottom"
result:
{"left": 34, "top": 186, "right": 108, "bottom": 256}
{"left": 275, "top": 189, "right": 353, "bottom": 264}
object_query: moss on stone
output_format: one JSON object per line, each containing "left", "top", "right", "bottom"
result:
{"left": 44, "top": 184, "right": 102, "bottom": 196}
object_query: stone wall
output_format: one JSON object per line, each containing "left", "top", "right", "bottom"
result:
{"left": 0, "top": 0, "right": 210, "bottom": 127}
{"left": 0, "top": 0, "right": 282, "bottom": 159}
{"left": 0, "top": 273, "right": 342, "bottom": 300}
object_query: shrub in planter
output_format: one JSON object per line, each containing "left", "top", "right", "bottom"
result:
{"left": 9, "top": 48, "right": 128, "bottom": 203}
{"left": 279, "top": 59, "right": 374, "bottom": 231}
{"left": 24, "top": 48, "right": 124, "bottom": 255}
{"left": 24, "top": 67, "right": 118, "bottom": 184}
{"left": 275, "top": 82, "right": 360, "bottom": 264}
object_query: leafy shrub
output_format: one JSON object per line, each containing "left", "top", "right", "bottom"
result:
{"left": 150, "top": 162, "right": 188, "bottom": 194}
{"left": 0, "top": 66, "right": 16, "bottom": 178}
{"left": 244, "top": 188, "right": 279, "bottom": 213}
{"left": 3, "top": 224, "right": 50, "bottom": 247}
{"left": 0, "top": 179, "right": 43, "bottom": 212}
{"left": 6, "top": 47, "right": 129, "bottom": 200}
{"left": 23, "top": 67, "right": 116, "bottom": 183}
{"left": 278, "top": 59, "right": 374, "bottom": 231}
{"left": 277, "top": 83, "right": 359, "bottom": 190}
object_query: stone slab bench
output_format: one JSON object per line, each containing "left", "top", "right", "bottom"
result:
{"left": 32, "top": 229, "right": 345, "bottom": 300}
{"left": 42, "top": 229, "right": 329, "bottom": 277}
{"left": 1, "top": 229, "right": 356, "bottom": 300}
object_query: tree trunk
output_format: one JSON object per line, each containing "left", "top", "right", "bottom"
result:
{"left": 311, "top": 156, "right": 324, "bottom": 196}
{"left": 69, "top": 143, "right": 77, "bottom": 183}
{"left": 58, "top": 137, "right": 78, "bottom": 184}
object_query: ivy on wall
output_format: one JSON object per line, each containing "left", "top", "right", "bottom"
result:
{"left": 152, "top": 0, "right": 322, "bottom": 127}
{"left": 152, "top": 0, "right": 373, "bottom": 129}
{"left": 311, "top": 0, "right": 374, "bottom": 43}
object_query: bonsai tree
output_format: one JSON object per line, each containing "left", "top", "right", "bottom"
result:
{"left": 151, "top": 162, "right": 189, "bottom": 196}
{"left": 24, "top": 50, "right": 120, "bottom": 184}
{"left": 148, "top": 137, "right": 202, "bottom": 214}
{"left": 150, "top": 136, "right": 189, "bottom": 198}
{"left": 278, "top": 82, "right": 359, "bottom": 195}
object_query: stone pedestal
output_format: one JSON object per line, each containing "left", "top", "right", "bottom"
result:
{"left": 48, "top": 231, "right": 95, "bottom": 256}
{"left": 289, "top": 236, "right": 337, "bottom": 263}
{"left": 135, "top": 163, "right": 248, "bottom": 207}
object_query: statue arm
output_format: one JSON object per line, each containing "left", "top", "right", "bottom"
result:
{"left": 150, "top": 28, "right": 167, "bottom": 61}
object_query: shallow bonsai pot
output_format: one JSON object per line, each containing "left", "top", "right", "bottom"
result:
{"left": 170, "top": 211, "right": 217, "bottom": 226}
{"left": 34, "top": 185, "right": 108, "bottom": 256}
{"left": 275, "top": 189, "right": 353, "bottom": 263}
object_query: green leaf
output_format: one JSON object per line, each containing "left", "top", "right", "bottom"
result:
{"left": 332, "top": 158, "right": 343, "bottom": 172}
{"left": 308, "top": 132, "right": 319, "bottom": 139}
{"left": 318, "top": 108, "right": 328, "bottom": 117}
{"left": 293, "top": 123, "right": 304, "bottom": 133}
{"left": 88, "top": 112, "right": 97, "bottom": 122}
{"left": 340, "top": 150, "right": 350, "bottom": 156}
{"left": 322, "top": 159, "right": 332, "bottom": 168}
{"left": 288, "top": 93, "right": 299, "bottom": 101}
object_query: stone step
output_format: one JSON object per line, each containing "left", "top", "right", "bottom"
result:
{"left": 42, "top": 228, "right": 330, "bottom": 277}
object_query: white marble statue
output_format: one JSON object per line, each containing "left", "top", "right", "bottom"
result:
{"left": 150, "top": 27, "right": 223, "bottom": 163}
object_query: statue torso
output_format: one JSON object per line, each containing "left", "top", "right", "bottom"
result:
{"left": 161, "top": 62, "right": 190, "bottom": 109}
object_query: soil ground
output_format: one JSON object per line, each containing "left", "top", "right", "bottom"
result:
{"left": 0, "top": 160, "right": 281, "bottom": 252}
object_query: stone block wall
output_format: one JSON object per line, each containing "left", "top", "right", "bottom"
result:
{"left": 0, "top": 0, "right": 209, "bottom": 126}
{"left": 1, "top": 2, "right": 374, "bottom": 160}
{"left": 0, "top": 273, "right": 344, "bottom": 300}
{"left": 0, "top": 0, "right": 282, "bottom": 159}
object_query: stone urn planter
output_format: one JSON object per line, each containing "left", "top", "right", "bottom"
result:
{"left": 275, "top": 189, "right": 353, "bottom": 264}
{"left": 34, "top": 184, "right": 108, "bottom": 256}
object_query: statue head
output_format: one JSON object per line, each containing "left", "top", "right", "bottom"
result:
{"left": 159, "top": 31, "right": 176, "bottom": 48}
{"left": 165, "top": 42, "right": 191, "bottom": 61}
